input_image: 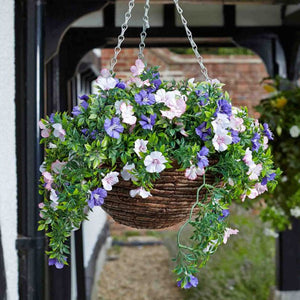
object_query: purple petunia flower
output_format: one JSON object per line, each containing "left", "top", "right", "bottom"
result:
{"left": 263, "top": 123, "right": 273, "bottom": 140}
{"left": 48, "top": 258, "right": 66, "bottom": 269}
{"left": 214, "top": 99, "right": 232, "bottom": 117}
{"left": 197, "top": 146, "right": 209, "bottom": 169}
{"left": 72, "top": 106, "right": 81, "bottom": 116}
{"left": 195, "top": 122, "right": 212, "bottom": 141}
{"left": 261, "top": 172, "right": 276, "bottom": 185}
{"left": 79, "top": 94, "right": 89, "bottom": 101}
{"left": 134, "top": 90, "right": 156, "bottom": 105}
{"left": 104, "top": 117, "right": 124, "bottom": 139}
{"left": 231, "top": 130, "right": 240, "bottom": 144}
{"left": 139, "top": 114, "right": 157, "bottom": 130}
{"left": 81, "top": 128, "right": 88, "bottom": 136}
{"left": 72, "top": 98, "right": 89, "bottom": 116}
{"left": 88, "top": 188, "right": 107, "bottom": 208}
{"left": 195, "top": 91, "right": 209, "bottom": 106}
{"left": 49, "top": 113, "right": 55, "bottom": 123}
{"left": 177, "top": 275, "right": 199, "bottom": 289}
{"left": 90, "top": 130, "right": 97, "bottom": 140}
{"left": 116, "top": 81, "right": 126, "bottom": 89}
{"left": 148, "top": 78, "right": 162, "bottom": 93}
{"left": 218, "top": 209, "right": 230, "bottom": 221}
{"left": 251, "top": 132, "right": 261, "bottom": 152}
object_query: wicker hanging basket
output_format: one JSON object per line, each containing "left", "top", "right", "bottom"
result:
{"left": 100, "top": 0, "right": 220, "bottom": 229}
{"left": 102, "top": 162, "right": 219, "bottom": 229}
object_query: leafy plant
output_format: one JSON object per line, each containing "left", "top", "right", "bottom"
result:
{"left": 256, "top": 77, "right": 300, "bottom": 231}
{"left": 38, "top": 60, "right": 278, "bottom": 287}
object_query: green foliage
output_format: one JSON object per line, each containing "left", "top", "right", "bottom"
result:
{"left": 170, "top": 47, "right": 254, "bottom": 56}
{"left": 255, "top": 77, "right": 300, "bottom": 230}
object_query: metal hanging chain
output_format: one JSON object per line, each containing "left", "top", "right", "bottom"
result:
{"left": 138, "top": 0, "right": 150, "bottom": 61}
{"left": 173, "top": 0, "right": 210, "bottom": 81}
{"left": 110, "top": 0, "right": 135, "bottom": 73}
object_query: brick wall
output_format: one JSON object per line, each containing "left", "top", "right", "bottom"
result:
{"left": 101, "top": 48, "right": 269, "bottom": 116}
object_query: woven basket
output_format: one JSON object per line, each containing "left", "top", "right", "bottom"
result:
{"left": 102, "top": 162, "right": 219, "bottom": 229}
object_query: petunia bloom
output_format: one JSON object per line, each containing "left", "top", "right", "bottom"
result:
{"left": 144, "top": 151, "right": 167, "bottom": 173}
{"left": 104, "top": 117, "right": 124, "bottom": 139}
{"left": 218, "top": 209, "right": 230, "bottom": 220}
{"left": 96, "top": 69, "right": 117, "bottom": 90}
{"left": 52, "top": 123, "right": 66, "bottom": 141}
{"left": 42, "top": 171, "right": 53, "bottom": 190}
{"left": 121, "top": 163, "right": 137, "bottom": 181}
{"left": 230, "top": 130, "right": 240, "bottom": 144}
{"left": 134, "top": 139, "right": 148, "bottom": 158}
{"left": 139, "top": 114, "right": 156, "bottom": 130}
{"left": 185, "top": 165, "right": 205, "bottom": 180}
{"left": 129, "top": 187, "right": 152, "bottom": 199}
{"left": 120, "top": 102, "right": 137, "bottom": 125}
{"left": 195, "top": 122, "right": 212, "bottom": 141}
{"left": 212, "top": 128, "right": 232, "bottom": 152}
{"left": 215, "top": 99, "right": 232, "bottom": 117}
{"left": 177, "top": 275, "right": 199, "bottom": 289}
{"left": 251, "top": 132, "right": 261, "bottom": 152}
{"left": 197, "top": 147, "right": 209, "bottom": 169}
{"left": 51, "top": 160, "right": 67, "bottom": 174}
{"left": 88, "top": 188, "right": 107, "bottom": 208}
{"left": 263, "top": 123, "right": 273, "bottom": 140}
{"left": 261, "top": 172, "right": 276, "bottom": 185}
{"left": 39, "top": 120, "right": 51, "bottom": 138}
{"left": 130, "top": 59, "right": 145, "bottom": 76}
{"left": 223, "top": 227, "right": 239, "bottom": 244}
{"left": 211, "top": 113, "right": 230, "bottom": 131}
{"left": 230, "top": 115, "right": 246, "bottom": 132}
{"left": 101, "top": 172, "right": 119, "bottom": 191}
{"left": 48, "top": 258, "right": 66, "bottom": 269}
{"left": 247, "top": 163, "right": 263, "bottom": 181}
{"left": 135, "top": 90, "right": 156, "bottom": 106}
{"left": 160, "top": 95, "right": 187, "bottom": 120}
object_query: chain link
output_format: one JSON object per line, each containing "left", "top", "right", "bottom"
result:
{"left": 173, "top": 0, "right": 210, "bottom": 81}
{"left": 110, "top": 0, "right": 135, "bottom": 72}
{"left": 138, "top": 0, "right": 150, "bottom": 61}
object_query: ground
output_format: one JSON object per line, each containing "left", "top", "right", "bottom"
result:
{"left": 96, "top": 206, "right": 276, "bottom": 300}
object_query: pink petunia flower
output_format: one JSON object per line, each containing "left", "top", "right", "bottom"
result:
{"left": 102, "top": 171, "right": 119, "bottom": 191}
{"left": 160, "top": 95, "right": 187, "bottom": 120}
{"left": 39, "top": 120, "right": 51, "bottom": 138}
{"left": 223, "top": 227, "right": 239, "bottom": 244}
{"left": 129, "top": 187, "right": 152, "bottom": 199}
{"left": 243, "top": 147, "right": 253, "bottom": 167}
{"left": 248, "top": 182, "right": 268, "bottom": 199}
{"left": 144, "top": 151, "right": 167, "bottom": 173}
{"left": 52, "top": 123, "right": 66, "bottom": 141}
{"left": 51, "top": 160, "right": 67, "bottom": 174}
{"left": 42, "top": 171, "right": 53, "bottom": 191}
{"left": 185, "top": 165, "right": 205, "bottom": 180}
{"left": 130, "top": 59, "right": 145, "bottom": 76}
{"left": 230, "top": 115, "right": 246, "bottom": 132}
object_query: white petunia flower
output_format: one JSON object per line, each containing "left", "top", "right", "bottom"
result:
{"left": 212, "top": 113, "right": 231, "bottom": 131}
{"left": 247, "top": 163, "right": 263, "bottom": 181}
{"left": 264, "top": 228, "right": 279, "bottom": 238}
{"left": 121, "top": 163, "right": 137, "bottom": 181}
{"left": 129, "top": 187, "right": 152, "bottom": 199}
{"left": 223, "top": 228, "right": 239, "bottom": 244}
{"left": 212, "top": 128, "right": 232, "bottom": 152}
{"left": 185, "top": 165, "right": 205, "bottom": 180}
{"left": 52, "top": 123, "right": 66, "bottom": 141}
{"left": 102, "top": 171, "right": 119, "bottom": 191}
{"left": 230, "top": 115, "right": 246, "bottom": 132}
{"left": 114, "top": 100, "right": 123, "bottom": 115}
{"left": 144, "top": 151, "right": 167, "bottom": 173}
{"left": 120, "top": 102, "right": 137, "bottom": 125}
{"left": 134, "top": 139, "right": 148, "bottom": 158}
{"left": 290, "top": 125, "right": 300, "bottom": 138}
{"left": 95, "top": 70, "right": 117, "bottom": 90}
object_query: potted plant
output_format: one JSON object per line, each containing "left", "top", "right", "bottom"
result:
{"left": 38, "top": 59, "right": 279, "bottom": 287}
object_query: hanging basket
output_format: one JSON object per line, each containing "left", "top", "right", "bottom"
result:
{"left": 102, "top": 161, "right": 219, "bottom": 229}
